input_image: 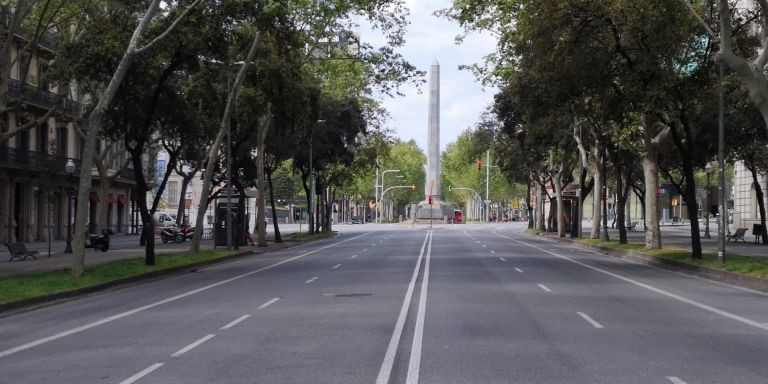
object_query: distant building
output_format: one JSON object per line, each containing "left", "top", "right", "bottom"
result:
{"left": 309, "top": 31, "right": 360, "bottom": 59}
{"left": 732, "top": 161, "right": 768, "bottom": 231}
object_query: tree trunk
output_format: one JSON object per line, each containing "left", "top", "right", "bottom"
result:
{"left": 137, "top": 188, "right": 155, "bottom": 265}
{"left": 536, "top": 182, "right": 545, "bottom": 231}
{"left": 642, "top": 147, "right": 662, "bottom": 249}
{"left": 682, "top": 164, "right": 703, "bottom": 258}
{"left": 191, "top": 32, "right": 261, "bottom": 253}
{"left": 591, "top": 144, "right": 603, "bottom": 239}
{"left": 266, "top": 166, "right": 282, "bottom": 243}
{"left": 256, "top": 109, "right": 270, "bottom": 247}
{"left": 526, "top": 182, "right": 534, "bottom": 228}
{"left": 749, "top": 166, "right": 768, "bottom": 244}
{"left": 615, "top": 163, "right": 627, "bottom": 244}
{"left": 176, "top": 175, "right": 191, "bottom": 225}
{"left": 301, "top": 173, "right": 314, "bottom": 234}
{"left": 553, "top": 166, "right": 565, "bottom": 237}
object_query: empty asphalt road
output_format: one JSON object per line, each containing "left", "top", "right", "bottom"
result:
{"left": 2, "top": 223, "right": 768, "bottom": 383}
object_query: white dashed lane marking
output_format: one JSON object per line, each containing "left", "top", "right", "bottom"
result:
{"left": 538, "top": 284, "right": 552, "bottom": 292}
{"left": 220, "top": 315, "right": 251, "bottom": 330}
{"left": 305, "top": 277, "right": 318, "bottom": 284}
{"left": 258, "top": 298, "right": 280, "bottom": 309}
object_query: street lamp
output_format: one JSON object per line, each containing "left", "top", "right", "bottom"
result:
{"left": 64, "top": 159, "right": 76, "bottom": 254}
{"left": 378, "top": 169, "right": 400, "bottom": 223}
{"left": 704, "top": 162, "right": 713, "bottom": 239}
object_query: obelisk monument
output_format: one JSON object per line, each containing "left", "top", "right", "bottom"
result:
{"left": 416, "top": 60, "right": 451, "bottom": 220}
{"left": 425, "top": 59, "right": 441, "bottom": 198}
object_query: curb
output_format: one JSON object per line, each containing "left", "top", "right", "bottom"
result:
{"left": 535, "top": 233, "right": 768, "bottom": 293}
{"left": 0, "top": 250, "right": 259, "bottom": 315}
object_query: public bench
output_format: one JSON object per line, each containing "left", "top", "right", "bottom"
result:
{"left": 726, "top": 228, "right": 748, "bottom": 242}
{"left": 5, "top": 242, "right": 39, "bottom": 262}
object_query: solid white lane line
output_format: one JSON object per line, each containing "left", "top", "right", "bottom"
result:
{"left": 333, "top": 264, "right": 342, "bottom": 269}
{"left": 171, "top": 334, "right": 216, "bottom": 357}
{"left": 407, "top": 231, "right": 433, "bottom": 384}
{"left": 118, "top": 363, "right": 165, "bottom": 384}
{"left": 376, "top": 232, "right": 431, "bottom": 384}
{"left": 350, "top": 254, "right": 358, "bottom": 259}
{"left": 258, "top": 298, "right": 280, "bottom": 309}
{"left": 220, "top": 315, "right": 251, "bottom": 330}
{"left": 500, "top": 257, "right": 506, "bottom": 262}
{"left": 0, "top": 232, "right": 373, "bottom": 359}
{"left": 305, "top": 277, "right": 318, "bottom": 284}
{"left": 493, "top": 231, "right": 768, "bottom": 332}
{"left": 514, "top": 268, "right": 524, "bottom": 273}
{"left": 577, "top": 312, "right": 604, "bottom": 329}
{"left": 538, "top": 284, "right": 552, "bottom": 292}
{"left": 666, "top": 377, "right": 688, "bottom": 384}
{"left": 490, "top": 250, "right": 496, "bottom": 254}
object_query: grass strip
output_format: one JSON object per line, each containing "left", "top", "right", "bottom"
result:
{"left": 577, "top": 239, "right": 768, "bottom": 279}
{"left": 0, "top": 249, "right": 238, "bottom": 305}
{"left": 290, "top": 231, "right": 336, "bottom": 242}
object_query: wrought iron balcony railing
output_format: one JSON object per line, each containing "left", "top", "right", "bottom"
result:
{"left": 7, "top": 78, "right": 81, "bottom": 116}
{"left": 0, "top": 146, "right": 81, "bottom": 175}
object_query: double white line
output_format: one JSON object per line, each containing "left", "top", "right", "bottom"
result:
{"left": 376, "top": 231, "right": 433, "bottom": 384}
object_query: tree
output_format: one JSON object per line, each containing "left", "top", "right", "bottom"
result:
{"left": 56, "top": 0, "right": 201, "bottom": 276}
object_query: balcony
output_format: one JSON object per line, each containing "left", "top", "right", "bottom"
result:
{"left": 0, "top": 7, "right": 59, "bottom": 51}
{"left": 7, "top": 78, "right": 81, "bottom": 117}
{"left": 0, "top": 146, "right": 81, "bottom": 175}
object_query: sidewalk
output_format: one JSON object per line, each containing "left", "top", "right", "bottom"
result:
{"left": 577, "top": 221, "right": 768, "bottom": 260}
{"left": 0, "top": 232, "right": 296, "bottom": 278}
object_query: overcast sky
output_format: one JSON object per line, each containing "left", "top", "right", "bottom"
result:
{"left": 357, "top": 0, "right": 498, "bottom": 153}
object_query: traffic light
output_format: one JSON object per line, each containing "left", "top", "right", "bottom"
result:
{"left": 476, "top": 159, "right": 483, "bottom": 171}
{"left": 428, "top": 195, "right": 433, "bottom": 205}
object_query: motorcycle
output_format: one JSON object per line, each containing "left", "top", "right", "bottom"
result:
{"left": 160, "top": 226, "right": 185, "bottom": 243}
{"left": 179, "top": 224, "right": 195, "bottom": 240}
{"left": 85, "top": 229, "right": 111, "bottom": 252}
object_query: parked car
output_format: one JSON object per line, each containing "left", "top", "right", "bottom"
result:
{"left": 350, "top": 216, "right": 364, "bottom": 224}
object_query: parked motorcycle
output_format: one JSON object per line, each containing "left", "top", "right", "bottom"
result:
{"left": 179, "top": 224, "right": 195, "bottom": 240}
{"left": 160, "top": 226, "right": 185, "bottom": 243}
{"left": 85, "top": 229, "right": 111, "bottom": 252}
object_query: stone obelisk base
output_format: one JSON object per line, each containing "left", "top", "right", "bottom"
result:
{"left": 414, "top": 199, "right": 452, "bottom": 221}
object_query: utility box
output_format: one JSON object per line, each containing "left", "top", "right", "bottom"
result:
{"left": 214, "top": 195, "right": 250, "bottom": 247}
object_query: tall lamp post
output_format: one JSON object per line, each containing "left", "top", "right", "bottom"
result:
{"left": 379, "top": 169, "right": 400, "bottom": 223}
{"left": 705, "top": 162, "right": 713, "bottom": 239}
{"left": 64, "top": 159, "right": 76, "bottom": 254}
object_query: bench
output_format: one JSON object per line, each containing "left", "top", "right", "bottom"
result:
{"left": 626, "top": 221, "right": 639, "bottom": 231}
{"left": 726, "top": 228, "right": 748, "bottom": 242}
{"left": 5, "top": 242, "right": 39, "bottom": 262}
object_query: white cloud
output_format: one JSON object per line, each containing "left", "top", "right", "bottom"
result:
{"left": 357, "top": 0, "right": 498, "bottom": 154}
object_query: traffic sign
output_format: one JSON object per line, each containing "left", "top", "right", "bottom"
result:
{"left": 484, "top": 199, "right": 491, "bottom": 204}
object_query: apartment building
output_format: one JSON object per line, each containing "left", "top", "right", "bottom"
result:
{"left": 0, "top": 9, "right": 132, "bottom": 243}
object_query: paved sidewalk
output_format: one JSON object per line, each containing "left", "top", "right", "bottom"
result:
{"left": 573, "top": 221, "right": 768, "bottom": 259}
{"left": 0, "top": 233, "right": 297, "bottom": 278}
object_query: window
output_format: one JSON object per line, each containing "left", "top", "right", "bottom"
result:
{"left": 37, "top": 122, "right": 48, "bottom": 153}
{"left": 167, "top": 181, "right": 178, "bottom": 203}
{"left": 58, "top": 126, "right": 68, "bottom": 157}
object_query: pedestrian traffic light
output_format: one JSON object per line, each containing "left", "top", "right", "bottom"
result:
{"left": 476, "top": 159, "right": 483, "bottom": 171}
{"left": 428, "top": 195, "right": 433, "bottom": 205}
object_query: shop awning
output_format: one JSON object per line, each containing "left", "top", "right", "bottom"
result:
{"left": 118, "top": 194, "right": 128, "bottom": 204}
{"left": 107, "top": 193, "right": 116, "bottom": 204}
{"left": 89, "top": 191, "right": 99, "bottom": 202}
